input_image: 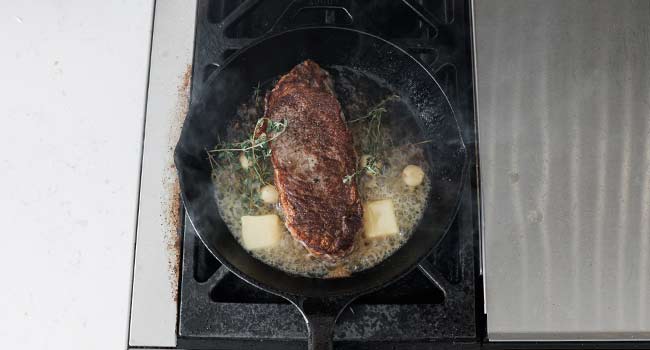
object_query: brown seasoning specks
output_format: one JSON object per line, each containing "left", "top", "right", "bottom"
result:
{"left": 164, "top": 64, "right": 192, "bottom": 303}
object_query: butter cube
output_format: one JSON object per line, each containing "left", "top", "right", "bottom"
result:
{"left": 241, "top": 214, "right": 283, "bottom": 250}
{"left": 363, "top": 199, "right": 399, "bottom": 238}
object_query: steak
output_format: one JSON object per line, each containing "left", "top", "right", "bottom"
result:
{"left": 263, "top": 60, "right": 362, "bottom": 259}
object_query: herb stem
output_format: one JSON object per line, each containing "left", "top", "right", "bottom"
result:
{"left": 207, "top": 118, "right": 287, "bottom": 154}
{"left": 347, "top": 94, "right": 399, "bottom": 123}
{"left": 398, "top": 139, "right": 434, "bottom": 148}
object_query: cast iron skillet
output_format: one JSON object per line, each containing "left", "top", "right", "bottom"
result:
{"left": 175, "top": 27, "right": 467, "bottom": 350}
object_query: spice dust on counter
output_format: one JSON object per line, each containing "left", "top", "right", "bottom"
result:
{"left": 164, "top": 63, "right": 192, "bottom": 303}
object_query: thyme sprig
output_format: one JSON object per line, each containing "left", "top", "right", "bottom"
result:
{"left": 253, "top": 82, "right": 262, "bottom": 108}
{"left": 343, "top": 155, "right": 380, "bottom": 184}
{"left": 347, "top": 94, "right": 399, "bottom": 124}
{"left": 208, "top": 118, "right": 287, "bottom": 154}
{"left": 343, "top": 95, "right": 399, "bottom": 184}
{"left": 207, "top": 117, "right": 287, "bottom": 209}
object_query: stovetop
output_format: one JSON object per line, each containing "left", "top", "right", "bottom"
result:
{"left": 178, "top": 1, "right": 481, "bottom": 348}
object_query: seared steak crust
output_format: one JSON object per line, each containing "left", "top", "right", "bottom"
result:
{"left": 264, "top": 60, "right": 362, "bottom": 259}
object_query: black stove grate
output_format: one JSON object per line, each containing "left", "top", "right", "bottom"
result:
{"left": 179, "top": 1, "right": 480, "bottom": 348}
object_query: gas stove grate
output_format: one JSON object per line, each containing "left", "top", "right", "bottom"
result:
{"left": 178, "top": 1, "right": 480, "bottom": 348}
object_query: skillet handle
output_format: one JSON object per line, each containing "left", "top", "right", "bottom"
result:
{"left": 293, "top": 296, "right": 353, "bottom": 350}
{"left": 306, "top": 313, "right": 336, "bottom": 350}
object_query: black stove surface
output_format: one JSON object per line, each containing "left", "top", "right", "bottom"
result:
{"left": 178, "top": 1, "right": 481, "bottom": 349}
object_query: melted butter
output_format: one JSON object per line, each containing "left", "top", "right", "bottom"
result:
{"left": 212, "top": 71, "right": 431, "bottom": 278}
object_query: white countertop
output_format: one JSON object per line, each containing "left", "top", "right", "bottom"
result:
{"left": 0, "top": 1, "right": 154, "bottom": 349}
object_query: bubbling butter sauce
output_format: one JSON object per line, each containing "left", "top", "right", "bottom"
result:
{"left": 211, "top": 67, "right": 431, "bottom": 278}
